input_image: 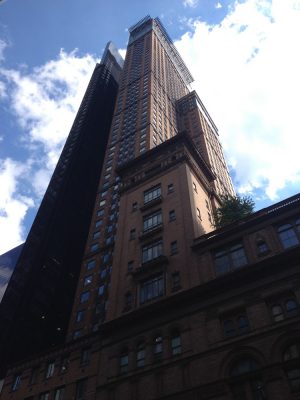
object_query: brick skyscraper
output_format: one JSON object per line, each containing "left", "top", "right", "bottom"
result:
{"left": 1, "top": 16, "right": 300, "bottom": 400}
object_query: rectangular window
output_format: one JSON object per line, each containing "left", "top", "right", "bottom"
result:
{"left": 90, "top": 243, "right": 99, "bottom": 252}
{"left": 196, "top": 207, "right": 201, "bottom": 219}
{"left": 140, "top": 274, "right": 164, "bottom": 304}
{"left": 84, "top": 275, "right": 92, "bottom": 286}
{"left": 170, "top": 241, "right": 178, "bottom": 255}
{"left": 129, "top": 228, "right": 136, "bottom": 240}
{"left": 98, "top": 285, "right": 105, "bottom": 296}
{"left": 144, "top": 184, "right": 161, "bottom": 204}
{"left": 171, "top": 335, "right": 182, "bottom": 355}
{"left": 169, "top": 210, "right": 176, "bottom": 221}
{"left": 120, "top": 354, "right": 129, "bottom": 373}
{"left": 193, "top": 182, "right": 197, "bottom": 192}
{"left": 76, "top": 310, "right": 85, "bottom": 323}
{"left": 127, "top": 260, "right": 134, "bottom": 272}
{"left": 167, "top": 183, "right": 174, "bottom": 193}
{"left": 92, "top": 231, "right": 100, "bottom": 240}
{"left": 80, "top": 291, "right": 90, "bottom": 303}
{"left": 214, "top": 243, "right": 248, "bottom": 275}
{"left": 143, "top": 210, "right": 162, "bottom": 232}
{"left": 75, "top": 379, "right": 87, "bottom": 400}
{"left": 45, "top": 362, "right": 55, "bottom": 379}
{"left": 12, "top": 374, "right": 21, "bottom": 391}
{"left": 277, "top": 219, "right": 300, "bottom": 249}
{"left": 39, "top": 392, "right": 50, "bottom": 400}
{"left": 54, "top": 386, "right": 65, "bottom": 400}
{"left": 80, "top": 348, "right": 91, "bottom": 365}
{"left": 86, "top": 259, "right": 96, "bottom": 270}
{"left": 142, "top": 239, "right": 163, "bottom": 263}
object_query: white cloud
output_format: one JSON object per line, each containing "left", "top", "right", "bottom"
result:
{"left": 175, "top": 0, "right": 300, "bottom": 200}
{"left": 215, "top": 2, "right": 222, "bottom": 9}
{"left": 1, "top": 49, "right": 98, "bottom": 194}
{"left": 183, "top": 0, "right": 199, "bottom": 8}
{"left": 0, "top": 158, "right": 34, "bottom": 254}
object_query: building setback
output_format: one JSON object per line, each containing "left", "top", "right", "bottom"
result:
{"left": 1, "top": 16, "right": 300, "bottom": 400}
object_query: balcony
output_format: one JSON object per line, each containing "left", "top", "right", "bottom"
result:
{"left": 139, "top": 223, "right": 163, "bottom": 241}
{"left": 131, "top": 255, "right": 169, "bottom": 280}
{"left": 140, "top": 195, "right": 162, "bottom": 211}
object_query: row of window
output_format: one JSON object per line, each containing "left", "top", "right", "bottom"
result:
{"left": 119, "top": 333, "right": 182, "bottom": 373}
{"left": 214, "top": 217, "right": 300, "bottom": 276}
{"left": 222, "top": 298, "right": 299, "bottom": 338}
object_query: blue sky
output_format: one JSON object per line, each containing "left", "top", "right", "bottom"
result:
{"left": 0, "top": 0, "right": 300, "bottom": 254}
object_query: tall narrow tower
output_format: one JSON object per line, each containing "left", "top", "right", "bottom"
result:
{"left": 67, "top": 16, "right": 234, "bottom": 339}
{"left": 0, "top": 42, "right": 123, "bottom": 377}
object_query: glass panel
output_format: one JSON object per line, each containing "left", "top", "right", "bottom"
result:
{"left": 286, "top": 299, "right": 298, "bottom": 313}
{"left": 224, "top": 320, "right": 236, "bottom": 337}
{"left": 231, "top": 358, "right": 258, "bottom": 377}
{"left": 272, "top": 305, "right": 284, "bottom": 321}
{"left": 284, "top": 344, "right": 300, "bottom": 361}
{"left": 231, "top": 246, "right": 247, "bottom": 268}
{"left": 278, "top": 224, "right": 299, "bottom": 248}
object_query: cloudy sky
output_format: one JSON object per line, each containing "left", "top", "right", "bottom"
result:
{"left": 0, "top": 0, "right": 300, "bottom": 255}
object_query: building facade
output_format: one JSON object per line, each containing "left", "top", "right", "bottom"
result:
{"left": 1, "top": 16, "right": 300, "bottom": 400}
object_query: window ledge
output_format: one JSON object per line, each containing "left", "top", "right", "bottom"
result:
{"left": 140, "top": 196, "right": 162, "bottom": 211}
{"left": 139, "top": 224, "right": 163, "bottom": 241}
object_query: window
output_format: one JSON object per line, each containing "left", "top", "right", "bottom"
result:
{"left": 75, "top": 379, "right": 87, "bottom": 400}
{"left": 132, "top": 201, "right": 138, "bottom": 211}
{"left": 12, "top": 374, "right": 21, "bottom": 391}
{"left": 270, "top": 297, "right": 299, "bottom": 322}
{"left": 223, "top": 314, "right": 250, "bottom": 337}
{"left": 76, "top": 310, "right": 85, "bottom": 323}
{"left": 137, "top": 343, "right": 145, "bottom": 367}
{"left": 214, "top": 243, "right": 248, "bottom": 275}
{"left": 140, "top": 275, "right": 164, "bottom": 304}
{"left": 80, "top": 348, "right": 91, "bottom": 365}
{"left": 193, "top": 182, "right": 197, "bottom": 193}
{"left": 60, "top": 356, "right": 69, "bottom": 373}
{"left": 99, "top": 200, "right": 106, "bottom": 207}
{"left": 93, "top": 231, "right": 100, "bottom": 240}
{"left": 90, "top": 243, "right": 99, "bottom": 252}
{"left": 45, "top": 361, "right": 55, "bottom": 378}
{"left": 255, "top": 237, "right": 269, "bottom": 255}
{"left": 171, "top": 333, "right": 182, "bottom": 355}
{"left": 97, "top": 209, "right": 104, "bottom": 217}
{"left": 143, "top": 210, "right": 162, "bottom": 232}
{"left": 29, "top": 366, "right": 39, "bottom": 384}
{"left": 167, "top": 183, "right": 174, "bottom": 193}
{"left": 230, "top": 358, "right": 265, "bottom": 400}
{"left": 127, "top": 260, "right": 134, "bottom": 272}
{"left": 170, "top": 241, "right": 178, "bottom": 255}
{"left": 196, "top": 207, "right": 201, "bottom": 219}
{"left": 171, "top": 271, "right": 181, "bottom": 290}
{"left": 142, "top": 239, "right": 163, "bottom": 263}
{"left": 86, "top": 259, "right": 96, "bottom": 270}
{"left": 39, "top": 392, "right": 50, "bottom": 400}
{"left": 120, "top": 352, "right": 129, "bottom": 373}
{"left": 98, "top": 285, "right": 105, "bottom": 296}
{"left": 278, "top": 219, "right": 300, "bottom": 249}
{"left": 84, "top": 274, "right": 93, "bottom": 286}
{"left": 169, "top": 210, "right": 176, "bottom": 221}
{"left": 73, "top": 330, "right": 82, "bottom": 339}
{"left": 80, "top": 291, "right": 90, "bottom": 303}
{"left": 144, "top": 184, "right": 161, "bottom": 204}
{"left": 129, "top": 228, "right": 136, "bottom": 240}
{"left": 283, "top": 343, "right": 300, "bottom": 390}
{"left": 153, "top": 336, "right": 163, "bottom": 359}
{"left": 54, "top": 386, "right": 65, "bottom": 400}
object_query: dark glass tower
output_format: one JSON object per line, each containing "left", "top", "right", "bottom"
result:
{"left": 0, "top": 43, "right": 123, "bottom": 377}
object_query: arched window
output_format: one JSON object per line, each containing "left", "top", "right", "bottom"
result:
{"left": 171, "top": 332, "right": 181, "bottom": 356}
{"left": 230, "top": 358, "right": 266, "bottom": 400}
{"left": 256, "top": 238, "right": 269, "bottom": 256}
{"left": 136, "top": 343, "right": 145, "bottom": 367}
{"left": 283, "top": 343, "right": 300, "bottom": 391}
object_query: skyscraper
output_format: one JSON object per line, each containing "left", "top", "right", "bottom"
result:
{"left": 0, "top": 42, "right": 123, "bottom": 377}
{"left": 1, "top": 16, "right": 300, "bottom": 400}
